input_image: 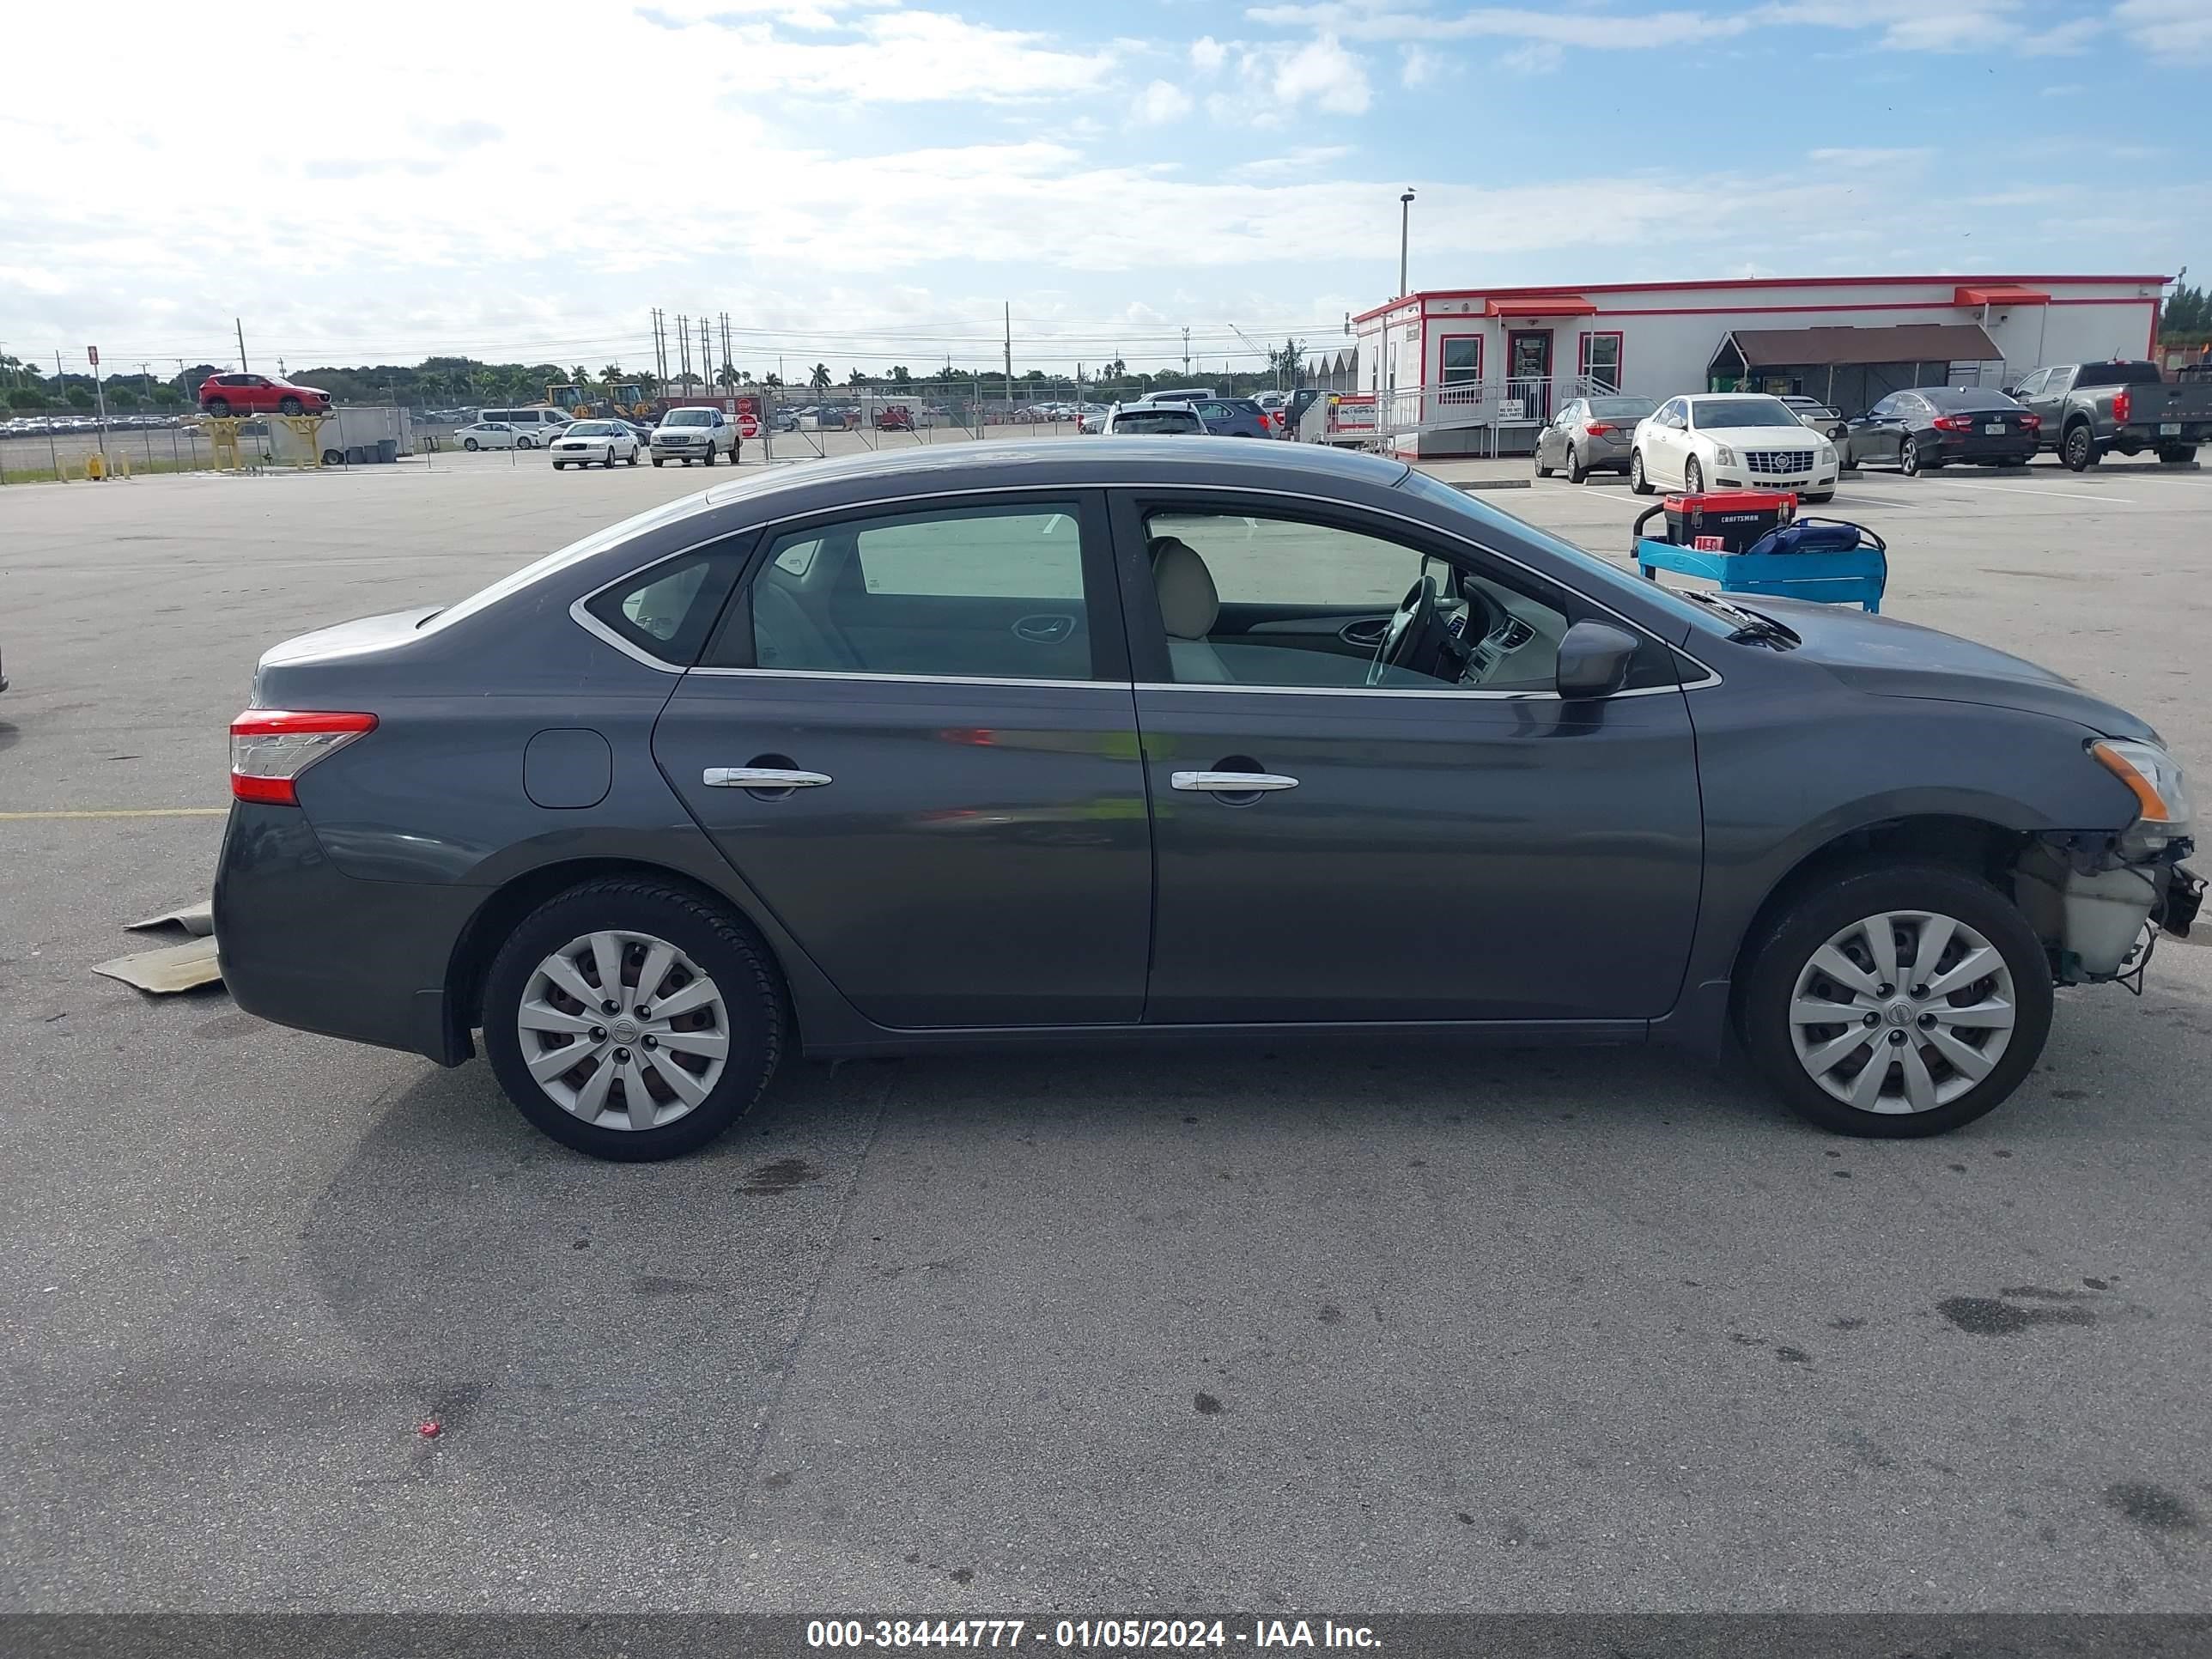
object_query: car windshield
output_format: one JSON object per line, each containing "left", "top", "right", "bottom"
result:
{"left": 1920, "top": 388, "right": 2017, "bottom": 411}
{"left": 1589, "top": 398, "right": 1656, "bottom": 419}
{"left": 664, "top": 410, "right": 713, "bottom": 427}
{"left": 565, "top": 422, "right": 617, "bottom": 435}
{"left": 1113, "top": 410, "right": 1201, "bottom": 433}
{"left": 1690, "top": 398, "right": 1805, "bottom": 428}
{"left": 1394, "top": 469, "right": 1723, "bottom": 639}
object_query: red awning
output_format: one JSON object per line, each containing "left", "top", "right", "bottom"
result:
{"left": 1954, "top": 284, "right": 2051, "bottom": 307}
{"left": 1485, "top": 296, "right": 1598, "bottom": 318}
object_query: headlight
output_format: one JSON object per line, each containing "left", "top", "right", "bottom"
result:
{"left": 1818, "top": 441, "right": 1837, "bottom": 463}
{"left": 2092, "top": 738, "right": 2191, "bottom": 833}
{"left": 1714, "top": 444, "right": 1737, "bottom": 465}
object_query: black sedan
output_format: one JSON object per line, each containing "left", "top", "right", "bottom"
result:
{"left": 1844, "top": 386, "right": 2040, "bottom": 474}
{"left": 214, "top": 440, "right": 2199, "bottom": 1159}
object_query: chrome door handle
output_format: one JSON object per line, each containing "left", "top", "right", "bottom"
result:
{"left": 1170, "top": 771, "right": 1298, "bottom": 793}
{"left": 703, "top": 767, "right": 832, "bottom": 789}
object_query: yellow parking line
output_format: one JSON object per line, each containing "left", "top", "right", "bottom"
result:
{"left": 0, "top": 807, "right": 229, "bottom": 821}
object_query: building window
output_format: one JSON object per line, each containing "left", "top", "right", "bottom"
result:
{"left": 1577, "top": 331, "right": 1623, "bottom": 393}
{"left": 1439, "top": 336, "right": 1481, "bottom": 404}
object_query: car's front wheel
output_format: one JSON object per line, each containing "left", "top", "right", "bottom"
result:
{"left": 1629, "top": 450, "right": 1653, "bottom": 495}
{"left": 463, "top": 437, "right": 480, "bottom": 451}
{"left": 482, "top": 878, "right": 785, "bottom": 1162}
{"left": 204, "top": 398, "right": 231, "bottom": 418}
{"left": 1739, "top": 863, "right": 2052, "bottom": 1138}
{"left": 1684, "top": 457, "right": 1704, "bottom": 493}
{"left": 518, "top": 436, "right": 535, "bottom": 450}
{"left": 278, "top": 397, "right": 303, "bottom": 416}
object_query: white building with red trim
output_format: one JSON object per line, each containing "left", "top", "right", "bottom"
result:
{"left": 1348, "top": 273, "right": 2170, "bottom": 457}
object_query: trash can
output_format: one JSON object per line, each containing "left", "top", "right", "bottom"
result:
{"left": 345, "top": 445, "right": 370, "bottom": 465}
{"left": 376, "top": 438, "right": 398, "bottom": 465}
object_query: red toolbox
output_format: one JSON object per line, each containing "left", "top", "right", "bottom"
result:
{"left": 1658, "top": 489, "right": 1797, "bottom": 553}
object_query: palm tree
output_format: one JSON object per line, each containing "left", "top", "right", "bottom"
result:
{"left": 847, "top": 368, "right": 867, "bottom": 389}
{"left": 890, "top": 366, "right": 911, "bottom": 387}
{"left": 715, "top": 364, "right": 738, "bottom": 392}
{"left": 810, "top": 363, "right": 831, "bottom": 392}
{"left": 600, "top": 363, "right": 624, "bottom": 386}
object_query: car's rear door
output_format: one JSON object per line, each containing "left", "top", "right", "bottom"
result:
{"left": 1111, "top": 490, "right": 1703, "bottom": 1025}
{"left": 652, "top": 489, "right": 1152, "bottom": 1029}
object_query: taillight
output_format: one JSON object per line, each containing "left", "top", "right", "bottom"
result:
{"left": 230, "top": 709, "right": 377, "bottom": 805}
{"left": 1930, "top": 415, "right": 1973, "bottom": 433}
{"left": 2112, "top": 388, "right": 2131, "bottom": 423}
{"left": 2021, "top": 413, "right": 2041, "bottom": 430}
{"left": 1583, "top": 422, "right": 1612, "bottom": 436}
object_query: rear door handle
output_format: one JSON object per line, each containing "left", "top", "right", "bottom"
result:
{"left": 703, "top": 767, "right": 832, "bottom": 789}
{"left": 1170, "top": 771, "right": 1298, "bottom": 793}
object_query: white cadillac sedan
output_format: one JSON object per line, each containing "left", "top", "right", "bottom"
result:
{"left": 1630, "top": 392, "right": 1839, "bottom": 502}
{"left": 549, "top": 420, "right": 642, "bottom": 470}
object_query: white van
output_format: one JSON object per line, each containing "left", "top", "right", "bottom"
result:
{"left": 474, "top": 407, "right": 572, "bottom": 447}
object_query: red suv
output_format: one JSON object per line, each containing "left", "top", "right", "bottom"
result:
{"left": 198, "top": 373, "right": 332, "bottom": 416}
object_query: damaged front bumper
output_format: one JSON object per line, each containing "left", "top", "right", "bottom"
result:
{"left": 2017, "top": 831, "right": 2201, "bottom": 985}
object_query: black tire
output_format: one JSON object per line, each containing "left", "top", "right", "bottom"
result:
{"left": 702, "top": 446, "right": 715, "bottom": 465}
{"left": 482, "top": 878, "right": 785, "bottom": 1162}
{"left": 1738, "top": 861, "right": 2053, "bottom": 1139}
{"left": 1630, "top": 450, "right": 1654, "bottom": 495}
{"left": 1899, "top": 436, "right": 1922, "bottom": 476}
{"left": 1684, "top": 457, "right": 1704, "bottom": 494}
{"left": 626, "top": 452, "right": 640, "bottom": 465}
{"left": 2158, "top": 445, "right": 2197, "bottom": 465}
{"left": 518, "top": 436, "right": 535, "bottom": 450}
{"left": 1534, "top": 445, "right": 1553, "bottom": 478}
{"left": 552, "top": 460, "right": 566, "bottom": 471}
{"left": 2062, "top": 423, "right": 2098, "bottom": 471}
{"left": 1566, "top": 446, "right": 1588, "bottom": 484}
{"left": 463, "top": 437, "right": 479, "bottom": 451}
{"left": 204, "top": 398, "right": 231, "bottom": 418}
{"left": 278, "top": 396, "right": 303, "bottom": 416}
{"left": 652, "top": 457, "right": 664, "bottom": 466}
{"left": 1802, "top": 490, "right": 1833, "bottom": 504}
{"left": 319, "top": 448, "right": 344, "bottom": 466}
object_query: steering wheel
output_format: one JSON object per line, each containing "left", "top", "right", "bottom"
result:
{"left": 1368, "top": 574, "right": 1443, "bottom": 686}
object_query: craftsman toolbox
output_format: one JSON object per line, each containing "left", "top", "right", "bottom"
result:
{"left": 1656, "top": 489, "right": 1796, "bottom": 554}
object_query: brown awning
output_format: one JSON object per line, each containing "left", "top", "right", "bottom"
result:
{"left": 1486, "top": 296, "right": 1597, "bottom": 318}
{"left": 1721, "top": 322, "right": 2003, "bottom": 368}
{"left": 1954, "top": 284, "right": 2051, "bottom": 307}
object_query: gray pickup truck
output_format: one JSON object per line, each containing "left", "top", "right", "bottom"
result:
{"left": 2008, "top": 360, "right": 2212, "bottom": 471}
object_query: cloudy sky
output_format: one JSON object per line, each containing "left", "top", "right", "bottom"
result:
{"left": 3, "top": 0, "right": 2208, "bottom": 379}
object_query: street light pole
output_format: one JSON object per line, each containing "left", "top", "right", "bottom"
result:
{"left": 1398, "top": 188, "right": 1416, "bottom": 299}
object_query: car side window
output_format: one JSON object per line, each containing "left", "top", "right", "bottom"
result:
{"left": 1658, "top": 398, "right": 1686, "bottom": 427}
{"left": 1868, "top": 396, "right": 1895, "bottom": 418}
{"left": 582, "top": 547, "right": 744, "bottom": 666}
{"left": 1139, "top": 508, "right": 1613, "bottom": 696}
{"left": 738, "top": 502, "right": 1093, "bottom": 681}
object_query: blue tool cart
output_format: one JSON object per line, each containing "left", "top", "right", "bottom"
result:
{"left": 1634, "top": 495, "right": 1888, "bottom": 613}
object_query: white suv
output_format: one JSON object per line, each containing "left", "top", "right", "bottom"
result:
{"left": 651, "top": 407, "right": 737, "bottom": 466}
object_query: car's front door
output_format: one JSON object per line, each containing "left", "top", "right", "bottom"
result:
{"left": 2020, "top": 367, "right": 2070, "bottom": 441}
{"left": 653, "top": 491, "right": 1152, "bottom": 1029}
{"left": 1543, "top": 401, "right": 1582, "bottom": 470}
{"left": 1113, "top": 494, "right": 1703, "bottom": 1024}
{"left": 1646, "top": 398, "right": 1688, "bottom": 486}
{"left": 1851, "top": 394, "right": 1902, "bottom": 465}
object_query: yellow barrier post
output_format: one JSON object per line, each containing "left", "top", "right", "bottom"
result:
{"left": 209, "top": 417, "right": 243, "bottom": 473}
{"left": 277, "top": 412, "right": 328, "bottom": 467}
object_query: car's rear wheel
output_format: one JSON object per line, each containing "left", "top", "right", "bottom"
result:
{"left": 1534, "top": 445, "right": 1553, "bottom": 478}
{"left": 1629, "top": 450, "right": 1653, "bottom": 495}
{"left": 1566, "top": 446, "right": 1588, "bottom": 484}
{"left": 2159, "top": 445, "right": 2197, "bottom": 465}
{"left": 1739, "top": 863, "right": 2052, "bottom": 1138}
{"left": 483, "top": 878, "right": 784, "bottom": 1162}
{"left": 1899, "top": 436, "right": 1923, "bottom": 476}
{"left": 2063, "top": 424, "right": 2099, "bottom": 471}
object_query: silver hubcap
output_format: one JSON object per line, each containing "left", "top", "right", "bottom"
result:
{"left": 1788, "top": 909, "right": 2016, "bottom": 1115}
{"left": 517, "top": 930, "right": 729, "bottom": 1131}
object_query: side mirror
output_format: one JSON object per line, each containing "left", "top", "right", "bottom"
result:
{"left": 1556, "top": 622, "right": 1641, "bottom": 700}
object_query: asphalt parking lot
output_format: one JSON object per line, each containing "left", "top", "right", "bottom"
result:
{"left": 3, "top": 443, "right": 2210, "bottom": 1613}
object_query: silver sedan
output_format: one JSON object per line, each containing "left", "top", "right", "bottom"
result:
{"left": 1534, "top": 396, "right": 1657, "bottom": 483}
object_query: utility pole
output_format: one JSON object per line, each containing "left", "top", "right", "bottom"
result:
{"left": 720, "top": 312, "right": 732, "bottom": 389}
{"left": 1182, "top": 325, "right": 1191, "bottom": 380}
{"left": 1398, "top": 188, "right": 1416, "bottom": 299}
{"left": 236, "top": 317, "right": 249, "bottom": 373}
{"left": 1003, "top": 301, "right": 1013, "bottom": 416}
{"left": 676, "top": 313, "right": 691, "bottom": 392}
{"left": 700, "top": 316, "right": 712, "bottom": 396}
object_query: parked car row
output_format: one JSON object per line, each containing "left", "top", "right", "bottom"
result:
{"left": 3, "top": 413, "right": 199, "bottom": 437}
{"left": 1090, "top": 391, "right": 1291, "bottom": 439}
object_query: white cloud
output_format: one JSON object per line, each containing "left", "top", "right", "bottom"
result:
{"left": 2114, "top": 0, "right": 2212, "bottom": 58}
{"left": 1400, "top": 45, "right": 1442, "bottom": 85}
{"left": 1260, "top": 33, "right": 1373, "bottom": 112}
{"left": 1500, "top": 42, "right": 1564, "bottom": 74}
{"left": 1191, "top": 34, "right": 1229, "bottom": 72}
{"left": 702, "top": 10, "right": 1119, "bottom": 102}
{"left": 1244, "top": 3, "right": 1751, "bottom": 48}
{"left": 1134, "top": 79, "right": 1196, "bottom": 123}
{"left": 1231, "top": 145, "right": 1355, "bottom": 177}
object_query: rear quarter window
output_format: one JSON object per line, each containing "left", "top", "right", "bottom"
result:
{"left": 579, "top": 545, "right": 745, "bottom": 665}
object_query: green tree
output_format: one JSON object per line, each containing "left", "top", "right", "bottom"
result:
{"left": 890, "top": 366, "right": 911, "bottom": 387}
{"left": 8, "top": 386, "right": 43, "bottom": 410}
{"left": 847, "top": 368, "right": 867, "bottom": 388}
{"left": 66, "top": 384, "right": 96, "bottom": 409}
{"left": 600, "top": 362, "right": 625, "bottom": 385}
{"left": 150, "top": 386, "right": 183, "bottom": 408}
{"left": 106, "top": 387, "right": 141, "bottom": 410}
{"left": 763, "top": 373, "right": 783, "bottom": 389}
{"left": 810, "top": 363, "right": 831, "bottom": 391}
{"left": 2160, "top": 280, "right": 2206, "bottom": 338}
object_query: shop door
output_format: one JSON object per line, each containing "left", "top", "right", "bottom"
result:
{"left": 1508, "top": 331, "right": 1554, "bottom": 422}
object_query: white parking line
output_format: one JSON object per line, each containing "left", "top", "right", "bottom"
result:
{"left": 1913, "top": 477, "right": 2138, "bottom": 506}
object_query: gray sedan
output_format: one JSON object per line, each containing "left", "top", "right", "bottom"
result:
{"left": 1534, "top": 396, "right": 1657, "bottom": 482}
{"left": 215, "top": 439, "right": 2199, "bottom": 1160}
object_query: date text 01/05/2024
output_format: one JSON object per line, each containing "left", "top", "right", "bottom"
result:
{"left": 805, "top": 1619, "right": 1382, "bottom": 1650}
